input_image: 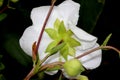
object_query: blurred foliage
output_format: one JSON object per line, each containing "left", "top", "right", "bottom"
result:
{"left": 76, "top": 0, "right": 105, "bottom": 33}
{"left": 0, "top": 55, "right": 5, "bottom": 71}
{"left": 0, "top": 0, "right": 4, "bottom": 7}
{"left": 0, "top": 13, "right": 7, "bottom": 21}
{"left": 4, "top": 34, "right": 32, "bottom": 67}
{"left": 0, "top": 55, "right": 6, "bottom": 80}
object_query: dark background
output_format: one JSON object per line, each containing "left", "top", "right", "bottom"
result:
{"left": 0, "top": 0, "right": 120, "bottom": 80}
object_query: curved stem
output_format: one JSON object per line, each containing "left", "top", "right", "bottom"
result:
{"left": 0, "top": 6, "right": 8, "bottom": 13}
{"left": 23, "top": 45, "right": 120, "bottom": 79}
{"left": 40, "top": 61, "right": 64, "bottom": 71}
{"left": 40, "top": 46, "right": 120, "bottom": 71}
{"left": 24, "top": 0, "right": 56, "bottom": 80}
{"left": 24, "top": 68, "right": 35, "bottom": 80}
{"left": 40, "top": 54, "right": 51, "bottom": 65}
{"left": 76, "top": 45, "right": 120, "bottom": 59}
{"left": 34, "top": 0, "right": 56, "bottom": 55}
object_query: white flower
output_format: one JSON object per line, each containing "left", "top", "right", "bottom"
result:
{"left": 19, "top": 0, "right": 102, "bottom": 79}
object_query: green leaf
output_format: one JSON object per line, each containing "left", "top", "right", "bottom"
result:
{"left": 0, "top": 74, "right": 6, "bottom": 80}
{"left": 78, "top": 0, "right": 105, "bottom": 33}
{"left": 54, "top": 18, "right": 61, "bottom": 30}
{"left": 67, "top": 37, "right": 81, "bottom": 47}
{"left": 4, "top": 35, "right": 32, "bottom": 67}
{"left": 58, "top": 21, "right": 66, "bottom": 36}
{"left": 45, "top": 28, "right": 58, "bottom": 40}
{"left": 46, "top": 65, "right": 61, "bottom": 71}
{"left": 49, "top": 42, "right": 66, "bottom": 55}
{"left": 68, "top": 47, "right": 75, "bottom": 57}
{"left": 0, "top": 55, "right": 5, "bottom": 71}
{"left": 58, "top": 74, "right": 62, "bottom": 80}
{"left": 46, "top": 19, "right": 81, "bottom": 60}
{"left": 101, "top": 33, "right": 112, "bottom": 46}
{"left": 0, "top": 13, "right": 7, "bottom": 21}
{"left": 0, "top": 0, "right": 3, "bottom": 7}
{"left": 60, "top": 45, "right": 69, "bottom": 60}
{"left": 45, "top": 41, "right": 58, "bottom": 53}
{"left": 66, "top": 30, "right": 74, "bottom": 36}
{"left": 118, "top": 52, "right": 120, "bottom": 58}
{"left": 0, "top": 55, "right": 3, "bottom": 61}
{"left": 37, "top": 71, "right": 45, "bottom": 80}
{"left": 0, "top": 63, "right": 5, "bottom": 71}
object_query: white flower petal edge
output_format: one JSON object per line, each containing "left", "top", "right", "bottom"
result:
{"left": 69, "top": 24, "right": 97, "bottom": 50}
{"left": 30, "top": 0, "right": 80, "bottom": 31}
{"left": 77, "top": 43, "right": 102, "bottom": 69}
{"left": 58, "top": 0, "right": 80, "bottom": 25}
{"left": 19, "top": 0, "right": 102, "bottom": 78}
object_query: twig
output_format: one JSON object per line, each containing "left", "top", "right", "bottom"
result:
{"left": 34, "top": 0, "right": 56, "bottom": 55}
{"left": 23, "top": 68, "right": 34, "bottom": 80}
{"left": 0, "top": 6, "right": 8, "bottom": 13}
{"left": 39, "top": 46, "right": 120, "bottom": 71}
{"left": 24, "top": 0, "right": 56, "bottom": 80}
{"left": 76, "top": 45, "right": 120, "bottom": 59}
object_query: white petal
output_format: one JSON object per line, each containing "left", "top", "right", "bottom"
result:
{"left": 30, "top": 0, "right": 80, "bottom": 30}
{"left": 69, "top": 24, "right": 97, "bottom": 50}
{"left": 42, "top": 52, "right": 60, "bottom": 65}
{"left": 31, "top": 6, "right": 62, "bottom": 30}
{"left": 58, "top": 0, "right": 80, "bottom": 25}
{"left": 76, "top": 43, "right": 102, "bottom": 69}
{"left": 43, "top": 53, "right": 60, "bottom": 75}
{"left": 30, "top": 6, "right": 49, "bottom": 27}
{"left": 45, "top": 71, "right": 58, "bottom": 75}
{"left": 19, "top": 26, "right": 39, "bottom": 56}
{"left": 19, "top": 25, "right": 53, "bottom": 59}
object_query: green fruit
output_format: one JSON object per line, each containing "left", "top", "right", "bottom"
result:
{"left": 63, "top": 59, "right": 85, "bottom": 77}
{"left": 77, "top": 75, "right": 89, "bottom": 80}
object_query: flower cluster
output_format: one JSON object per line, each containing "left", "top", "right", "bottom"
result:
{"left": 19, "top": 0, "right": 102, "bottom": 79}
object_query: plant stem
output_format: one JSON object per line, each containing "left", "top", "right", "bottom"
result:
{"left": 24, "top": 0, "right": 56, "bottom": 80}
{"left": 40, "top": 61, "right": 64, "bottom": 71}
{"left": 40, "top": 54, "right": 51, "bottom": 65}
{"left": 76, "top": 45, "right": 120, "bottom": 59}
{"left": 40, "top": 46, "right": 120, "bottom": 70}
{"left": 0, "top": 6, "right": 8, "bottom": 13}
{"left": 24, "top": 68, "right": 35, "bottom": 80}
{"left": 34, "top": 0, "right": 56, "bottom": 55}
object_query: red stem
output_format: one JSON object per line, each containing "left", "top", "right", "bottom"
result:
{"left": 34, "top": 1, "right": 56, "bottom": 55}
{"left": 24, "top": 68, "right": 34, "bottom": 80}
{"left": 40, "top": 46, "right": 120, "bottom": 71}
{"left": 0, "top": 6, "right": 8, "bottom": 13}
{"left": 24, "top": 1, "right": 56, "bottom": 80}
{"left": 76, "top": 45, "right": 120, "bottom": 59}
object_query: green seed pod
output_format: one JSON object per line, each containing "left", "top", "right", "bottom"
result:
{"left": 77, "top": 75, "right": 89, "bottom": 80}
{"left": 63, "top": 59, "right": 85, "bottom": 77}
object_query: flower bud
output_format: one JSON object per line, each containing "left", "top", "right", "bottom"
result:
{"left": 63, "top": 59, "right": 85, "bottom": 77}
{"left": 77, "top": 75, "right": 88, "bottom": 80}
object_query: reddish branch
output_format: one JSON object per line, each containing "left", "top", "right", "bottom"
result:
{"left": 40, "top": 45, "right": 120, "bottom": 71}
{"left": 34, "top": 0, "right": 56, "bottom": 55}
{"left": 24, "top": 0, "right": 56, "bottom": 80}
{"left": 0, "top": 6, "right": 8, "bottom": 13}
